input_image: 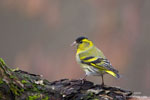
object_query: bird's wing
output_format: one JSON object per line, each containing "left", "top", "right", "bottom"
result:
{"left": 80, "top": 56, "right": 120, "bottom": 78}
{"left": 80, "top": 56, "right": 109, "bottom": 69}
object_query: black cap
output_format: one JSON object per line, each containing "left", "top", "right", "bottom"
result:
{"left": 75, "top": 36, "right": 88, "bottom": 43}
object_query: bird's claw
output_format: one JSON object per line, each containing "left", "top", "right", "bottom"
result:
{"left": 79, "top": 78, "right": 86, "bottom": 84}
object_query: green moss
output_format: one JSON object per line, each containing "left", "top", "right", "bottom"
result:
{"left": 87, "top": 92, "right": 94, "bottom": 97}
{"left": 28, "top": 94, "right": 49, "bottom": 100}
{"left": 21, "top": 80, "right": 28, "bottom": 84}
{"left": 20, "top": 88, "right": 24, "bottom": 92}
{"left": 28, "top": 94, "right": 41, "bottom": 100}
{"left": 11, "top": 67, "right": 19, "bottom": 71}
{"left": 24, "top": 76, "right": 30, "bottom": 81}
{"left": 31, "top": 83, "right": 41, "bottom": 92}
{"left": 42, "top": 96, "right": 49, "bottom": 100}
{"left": 26, "top": 83, "right": 40, "bottom": 93}
{"left": 10, "top": 75, "right": 17, "bottom": 79}
{"left": 10, "top": 84, "right": 21, "bottom": 96}
{"left": 82, "top": 92, "right": 98, "bottom": 100}
{"left": 0, "top": 58, "right": 6, "bottom": 66}
{"left": 32, "top": 86, "right": 39, "bottom": 92}
{"left": 0, "top": 78, "right": 3, "bottom": 84}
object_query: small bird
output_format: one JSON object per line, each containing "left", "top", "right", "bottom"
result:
{"left": 72, "top": 36, "right": 120, "bottom": 86}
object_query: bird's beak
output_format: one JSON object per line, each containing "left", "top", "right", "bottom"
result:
{"left": 71, "top": 41, "right": 77, "bottom": 46}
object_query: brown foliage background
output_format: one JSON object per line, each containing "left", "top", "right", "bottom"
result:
{"left": 0, "top": 0, "right": 150, "bottom": 95}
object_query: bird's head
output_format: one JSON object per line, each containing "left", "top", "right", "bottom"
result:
{"left": 72, "top": 36, "right": 94, "bottom": 52}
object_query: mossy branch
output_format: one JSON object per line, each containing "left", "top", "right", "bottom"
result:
{"left": 0, "top": 58, "right": 146, "bottom": 100}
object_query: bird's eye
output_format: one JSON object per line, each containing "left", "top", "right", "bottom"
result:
{"left": 79, "top": 41, "right": 82, "bottom": 43}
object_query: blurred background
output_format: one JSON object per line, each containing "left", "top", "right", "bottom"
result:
{"left": 0, "top": 0, "right": 150, "bottom": 95}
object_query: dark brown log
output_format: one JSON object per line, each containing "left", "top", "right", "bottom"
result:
{"left": 1, "top": 58, "right": 147, "bottom": 100}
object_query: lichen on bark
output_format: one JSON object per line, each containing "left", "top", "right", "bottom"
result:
{"left": 0, "top": 58, "right": 133, "bottom": 100}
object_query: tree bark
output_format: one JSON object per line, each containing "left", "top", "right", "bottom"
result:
{"left": 0, "top": 58, "right": 147, "bottom": 100}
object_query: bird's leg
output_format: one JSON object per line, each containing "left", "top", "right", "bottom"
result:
{"left": 83, "top": 74, "right": 87, "bottom": 80}
{"left": 101, "top": 74, "right": 104, "bottom": 87}
{"left": 80, "top": 74, "right": 87, "bottom": 84}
